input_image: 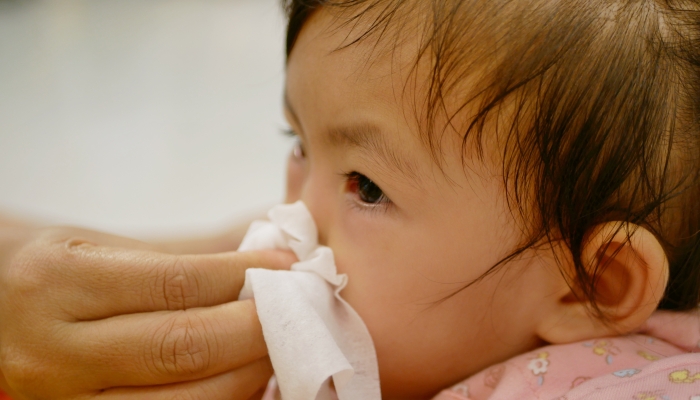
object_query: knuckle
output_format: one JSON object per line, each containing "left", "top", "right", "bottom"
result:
{"left": 149, "top": 258, "right": 201, "bottom": 311}
{"left": 4, "top": 236, "right": 58, "bottom": 296}
{"left": 148, "top": 312, "right": 215, "bottom": 377}
{"left": 15, "top": 228, "right": 94, "bottom": 283}
{"left": 2, "top": 228, "right": 102, "bottom": 320}
{"left": 38, "top": 226, "right": 94, "bottom": 254}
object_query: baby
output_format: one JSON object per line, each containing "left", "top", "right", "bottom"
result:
{"left": 274, "top": 0, "right": 700, "bottom": 399}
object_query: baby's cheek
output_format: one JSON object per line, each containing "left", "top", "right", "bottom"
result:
{"left": 331, "top": 216, "right": 399, "bottom": 318}
{"left": 331, "top": 214, "right": 404, "bottom": 305}
{"left": 330, "top": 223, "right": 438, "bottom": 394}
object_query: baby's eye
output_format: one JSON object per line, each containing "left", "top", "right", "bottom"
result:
{"left": 292, "top": 139, "right": 306, "bottom": 159}
{"left": 282, "top": 128, "right": 306, "bottom": 159}
{"left": 346, "top": 172, "right": 387, "bottom": 204}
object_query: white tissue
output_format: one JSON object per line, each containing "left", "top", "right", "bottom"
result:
{"left": 237, "top": 201, "right": 381, "bottom": 400}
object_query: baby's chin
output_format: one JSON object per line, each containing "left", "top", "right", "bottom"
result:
{"left": 373, "top": 344, "right": 461, "bottom": 400}
{"left": 371, "top": 328, "right": 544, "bottom": 400}
{"left": 378, "top": 371, "right": 445, "bottom": 400}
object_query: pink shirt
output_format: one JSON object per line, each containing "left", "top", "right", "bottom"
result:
{"left": 434, "top": 310, "right": 700, "bottom": 400}
{"left": 263, "top": 310, "right": 700, "bottom": 399}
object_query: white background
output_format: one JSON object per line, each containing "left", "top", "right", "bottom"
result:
{"left": 0, "top": 0, "right": 291, "bottom": 238}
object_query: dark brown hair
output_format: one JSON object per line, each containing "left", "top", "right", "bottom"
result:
{"left": 281, "top": 0, "right": 700, "bottom": 315}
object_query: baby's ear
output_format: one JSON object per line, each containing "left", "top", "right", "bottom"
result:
{"left": 536, "top": 222, "right": 669, "bottom": 344}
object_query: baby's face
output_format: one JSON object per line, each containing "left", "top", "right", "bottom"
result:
{"left": 283, "top": 9, "right": 559, "bottom": 400}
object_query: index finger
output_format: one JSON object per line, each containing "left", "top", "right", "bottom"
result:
{"left": 54, "top": 243, "right": 296, "bottom": 320}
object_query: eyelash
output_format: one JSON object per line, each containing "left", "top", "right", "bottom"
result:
{"left": 282, "top": 127, "right": 392, "bottom": 213}
{"left": 343, "top": 171, "right": 392, "bottom": 211}
{"left": 281, "top": 128, "right": 297, "bottom": 138}
{"left": 282, "top": 128, "right": 306, "bottom": 158}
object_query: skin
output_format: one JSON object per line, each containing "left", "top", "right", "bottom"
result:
{"left": 282, "top": 7, "right": 669, "bottom": 400}
{"left": 0, "top": 220, "right": 296, "bottom": 399}
{"left": 283, "top": 9, "right": 564, "bottom": 399}
{"left": 0, "top": 6, "right": 670, "bottom": 399}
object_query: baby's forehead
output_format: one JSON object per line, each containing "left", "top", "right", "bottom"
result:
{"left": 295, "top": 7, "right": 486, "bottom": 155}
{"left": 302, "top": 4, "right": 531, "bottom": 148}
{"left": 295, "top": 16, "right": 474, "bottom": 169}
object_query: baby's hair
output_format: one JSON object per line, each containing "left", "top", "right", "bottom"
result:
{"left": 281, "top": 0, "right": 700, "bottom": 316}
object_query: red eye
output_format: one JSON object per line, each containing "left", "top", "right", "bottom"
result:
{"left": 282, "top": 128, "right": 305, "bottom": 159}
{"left": 347, "top": 172, "right": 385, "bottom": 204}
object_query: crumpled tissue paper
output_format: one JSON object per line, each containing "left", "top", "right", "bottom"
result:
{"left": 237, "top": 201, "right": 381, "bottom": 400}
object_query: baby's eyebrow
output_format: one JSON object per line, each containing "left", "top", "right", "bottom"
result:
{"left": 326, "top": 122, "right": 419, "bottom": 181}
{"left": 283, "top": 92, "right": 418, "bottom": 180}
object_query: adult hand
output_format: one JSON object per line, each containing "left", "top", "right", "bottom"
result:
{"left": 0, "top": 225, "right": 295, "bottom": 399}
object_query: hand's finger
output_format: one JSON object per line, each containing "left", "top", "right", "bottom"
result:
{"left": 0, "top": 369, "right": 26, "bottom": 400}
{"left": 41, "top": 226, "right": 164, "bottom": 252}
{"left": 95, "top": 357, "right": 273, "bottom": 400}
{"left": 44, "top": 239, "right": 295, "bottom": 320}
{"left": 248, "top": 387, "right": 268, "bottom": 400}
{"left": 65, "top": 300, "right": 268, "bottom": 389}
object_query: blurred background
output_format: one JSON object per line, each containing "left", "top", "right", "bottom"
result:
{"left": 0, "top": 0, "right": 290, "bottom": 239}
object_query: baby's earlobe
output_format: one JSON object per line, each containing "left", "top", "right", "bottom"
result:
{"left": 536, "top": 222, "right": 669, "bottom": 344}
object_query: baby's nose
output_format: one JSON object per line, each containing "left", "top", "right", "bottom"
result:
{"left": 299, "top": 179, "right": 333, "bottom": 247}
